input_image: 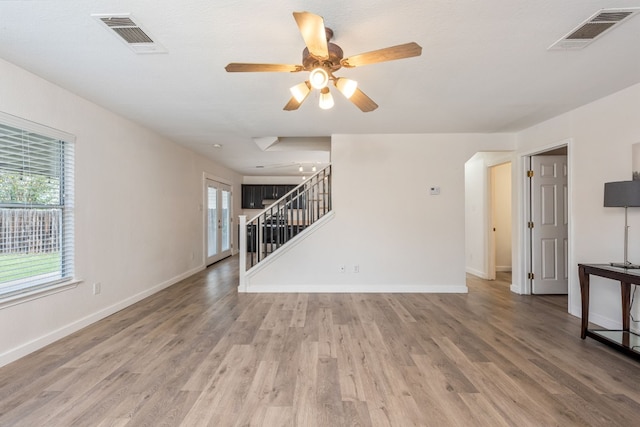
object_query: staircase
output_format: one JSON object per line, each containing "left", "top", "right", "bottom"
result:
{"left": 238, "top": 165, "right": 332, "bottom": 285}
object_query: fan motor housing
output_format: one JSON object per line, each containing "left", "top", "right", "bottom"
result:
{"left": 302, "top": 42, "right": 344, "bottom": 72}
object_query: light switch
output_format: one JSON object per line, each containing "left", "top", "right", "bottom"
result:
{"left": 430, "top": 186, "right": 441, "bottom": 195}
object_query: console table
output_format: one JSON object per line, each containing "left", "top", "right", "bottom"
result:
{"left": 578, "top": 264, "right": 640, "bottom": 360}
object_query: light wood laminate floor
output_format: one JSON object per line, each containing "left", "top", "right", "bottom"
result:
{"left": 1, "top": 260, "right": 640, "bottom": 426}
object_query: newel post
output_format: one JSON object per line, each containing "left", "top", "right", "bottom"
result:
{"left": 238, "top": 215, "right": 247, "bottom": 292}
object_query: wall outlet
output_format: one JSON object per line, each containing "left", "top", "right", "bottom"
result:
{"left": 93, "top": 282, "right": 101, "bottom": 295}
{"left": 353, "top": 265, "right": 360, "bottom": 273}
{"left": 339, "top": 265, "right": 346, "bottom": 273}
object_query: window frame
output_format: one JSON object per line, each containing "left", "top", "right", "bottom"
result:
{"left": 0, "top": 112, "right": 77, "bottom": 306}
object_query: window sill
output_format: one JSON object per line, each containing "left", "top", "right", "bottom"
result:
{"left": 0, "top": 279, "right": 82, "bottom": 310}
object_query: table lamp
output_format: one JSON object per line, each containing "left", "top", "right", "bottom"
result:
{"left": 604, "top": 180, "right": 640, "bottom": 268}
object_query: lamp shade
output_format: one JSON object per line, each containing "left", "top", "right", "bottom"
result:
{"left": 335, "top": 78, "right": 358, "bottom": 99}
{"left": 319, "top": 87, "right": 334, "bottom": 109}
{"left": 309, "top": 68, "right": 329, "bottom": 89}
{"left": 604, "top": 181, "right": 640, "bottom": 207}
{"left": 290, "top": 81, "right": 311, "bottom": 103}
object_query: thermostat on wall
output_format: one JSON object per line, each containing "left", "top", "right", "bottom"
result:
{"left": 430, "top": 186, "right": 440, "bottom": 195}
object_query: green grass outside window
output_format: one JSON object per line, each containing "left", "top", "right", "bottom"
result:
{"left": 0, "top": 252, "right": 61, "bottom": 283}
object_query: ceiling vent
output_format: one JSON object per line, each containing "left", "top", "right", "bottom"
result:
{"left": 92, "top": 13, "right": 167, "bottom": 54}
{"left": 549, "top": 8, "right": 640, "bottom": 50}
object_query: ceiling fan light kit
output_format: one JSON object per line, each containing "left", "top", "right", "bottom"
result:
{"left": 225, "top": 11, "right": 422, "bottom": 112}
{"left": 290, "top": 81, "right": 311, "bottom": 103}
{"left": 335, "top": 77, "right": 358, "bottom": 99}
{"left": 309, "top": 67, "right": 329, "bottom": 89}
{"left": 319, "top": 87, "right": 335, "bottom": 110}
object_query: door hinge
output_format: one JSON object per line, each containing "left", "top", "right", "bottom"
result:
{"left": 528, "top": 272, "right": 535, "bottom": 280}
{"left": 527, "top": 221, "right": 534, "bottom": 229}
{"left": 527, "top": 170, "right": 534, "bottom": 178}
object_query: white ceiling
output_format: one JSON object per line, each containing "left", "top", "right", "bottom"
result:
{"left": 1, "top": 0, "right": 639, "bottom": 176}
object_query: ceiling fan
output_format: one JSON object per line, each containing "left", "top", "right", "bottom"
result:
{"left": 225, "top": 11, "right": 422, "bottom": 112}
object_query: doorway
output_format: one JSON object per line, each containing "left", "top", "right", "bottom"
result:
{"left": 526, "top": 148, "right": 568, "bottom": 294}
{"left": 464, "top": 152, "right": 513, "bottom": 282}
{"left": 489, "top": 162, "right": 512, "bottom": 282}
{"left": 206, "top": 179, "right": 232, "bottom": 266}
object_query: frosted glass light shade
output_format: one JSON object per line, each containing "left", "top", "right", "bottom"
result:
{"left": 335, "top": 78, "right": 358, "bottom": 99}
{"left": 290, "top": 81, "right": 310, "bottom": 103}
{"left": 309, "top": 68, "right": 329, "bottom": 89}
{"left": 319, "top": 87, "right": 334, "bottom": 109}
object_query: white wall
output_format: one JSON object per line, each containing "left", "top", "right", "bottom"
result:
{"left": 246, "top": 134, "right": 516, "bottom": 292}
{"left": 0, "top": 58, "right": 242, "bottom": 366}
{"left": 464, "top": 154, "right": 489, "bottom": 278}
{"left": 515, "top": 82, "right": 640, "bottom": 329}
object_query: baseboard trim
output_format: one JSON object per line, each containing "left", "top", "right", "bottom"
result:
{"left": 588, "top": 311, "right": 622, "bottom": 330}
{"left": 244, "top": 283, "right": 469, "bottom": 294}
{"left": 568, "top": 304, "right": 614, "bottom": 329}
{"left": 510, "top": 284, "right": 524, "bottom": 294}
{"left": 466, "top": 267, "right": 489, "bottom": 279}
{"left": 0, "top": 264, "right": 205, "bottom": 368}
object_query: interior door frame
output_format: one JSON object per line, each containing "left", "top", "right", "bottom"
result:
{"left": 203, "top": 173, "right": 234, "bottom": 266}
{"left": 517, "top": 140, "right": 572, "bottom": 306}
{"left": 488, "top": 161, "right": 512, "bottom": 281}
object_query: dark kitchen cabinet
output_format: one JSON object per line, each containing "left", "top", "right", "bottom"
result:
{"left": 241, "top": 185, "right": 262, "bottom": 209}
{"left": 276, "top": 185, "right": 291, "bottom": 198}
{"left": 264, "top": 185, "right": 277, "bottom": 199}
{"left": 262, "top": 185, "right": 292, "bottom": 200}
{"left": 241, "top": 184, "right": 298, "bottom": 209}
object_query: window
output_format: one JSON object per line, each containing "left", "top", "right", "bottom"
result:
{"left": 0, "top": 112, "right": 74, "bottom": 298}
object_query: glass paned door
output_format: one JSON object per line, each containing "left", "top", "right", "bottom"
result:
{"left": 207, "top": 186, "right": 218, "bottom": 258}
{"left": 206, "top": 180, "right": 232, "bottom": 265}
{"left": 221, "top": 187, "right": 231, "bottom": 252}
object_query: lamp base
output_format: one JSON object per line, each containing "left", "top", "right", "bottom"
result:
{"left": 610, "top": 262, "right": 640, "bottom": 269}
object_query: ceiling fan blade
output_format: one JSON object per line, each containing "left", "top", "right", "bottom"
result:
{"left": 283, "top": 96, "right": 303, "bottom": 111}
{"left": 293, "top": 11, "right": 329, "bottom": 60}
{"left": 350, "top": 88, "right": 378, "bottom": 112}
{"left": 341, "top": 42, "right": 422, "bottom": 68}
{"left": 225, "top": 63, "right": 303, "bottom": 73}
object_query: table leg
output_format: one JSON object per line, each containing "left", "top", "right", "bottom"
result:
{"left": 621, "top": 281, "right": 631, "bottom": 331}
{"left": 579, "top": 266, "right": 590, "bottom": 339}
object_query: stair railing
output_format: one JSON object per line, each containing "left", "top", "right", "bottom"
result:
{"left": 239, "top": 165, "right": 332, "bottom": 276}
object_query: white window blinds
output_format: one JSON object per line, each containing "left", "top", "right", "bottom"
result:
{"left": 0, "top": 113, "right": 75, "bottom": 296}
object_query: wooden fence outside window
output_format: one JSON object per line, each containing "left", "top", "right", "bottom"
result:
{"left": 0, "top": 208, "right": 61, "bottom": 254}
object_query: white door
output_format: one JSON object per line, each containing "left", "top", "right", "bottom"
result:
{"left": 530, "top": 155, "right": 568, "bottom": 294}
{"left": 206, "top": 180, "right": 232, "bottom": 265}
